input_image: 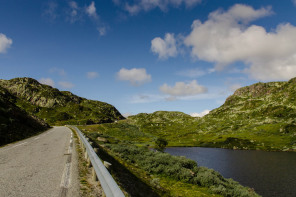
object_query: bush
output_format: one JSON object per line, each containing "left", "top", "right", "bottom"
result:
{"left": 155, "top": 137, "right": 168, "bottom": 152}
{"left": 107, "top": 144, "right": 259, "bottom": 197}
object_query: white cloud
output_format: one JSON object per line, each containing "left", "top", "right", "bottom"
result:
{"left": 293, "top": 0, "right": 296, "bottom": 6}
{"left": 122, "top": 0, "right": 202, "bottom": 15}
{"left": 87, "top": 71, "right": 99, "bottom": 79}
{"left": 117, "top": 68, "right": 151, "bottom": 86}
{"left": 130, "top": 87, "right": 224, "bottom": 103}
{"left": 67, "top": 1, "right": 81, "bottom": 23}
{"left": 122, "top": 112, "right": 133, "bottom": 118}
{"left": 59, "top": 81, "right": 74, "bottom": 89}
{"left": 177, "top": 68, "right": 209, "bottom": 78}
{"left": 0, "top": 33, "right": 12, "bottom": 53}
{"left": 229, "top": 83, "right": 242, "bottom": 92}
{"left": 184, "top": 4, "right": 296, "bottom": 81}
{"left": 43, "top": 1, "right": 58, "bottom": 21}
{"left": 190, "top": 109, "right": 210, "bottom": 117}
{"left": 49, "top": 67, "right": 66, "bottom": 76}
{"left": 38, "top": 78, "right": 55, "bottom": 87}
{"left": 130, "top": 94, "right": 165, "bottom": 103}
{"left": 160, "top": 80, "right": 207, "bottom": 97}
{"left": 86, "top": 1, "right": 98, "bottom": 19}
{"left": 151, "top": 33, "right": 178, "bottom": 59}
{"left": 97, "top": 26, "right": 106, "bottom": 36}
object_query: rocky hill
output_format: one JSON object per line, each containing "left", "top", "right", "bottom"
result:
{"left": 114, "top": 78, "right": 296, "bottom": 151}
{"left": 0, "top": 86, "right": 49, "bottom": 145}
{"left": 199, "top": 78, "right": 296, "bottom": 150}
{"left": 0, "top": 77, "right": 124, "bottom": 125}
{"left": 127, "top": 111, "right": 199, "bottom": 137}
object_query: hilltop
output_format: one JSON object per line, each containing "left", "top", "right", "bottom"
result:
{"left": 0, "top": 77, "right": 124, "bottom": 125}
{"left": 81, "top": 77, "right": 296, "bottom": 151}
{"left": 0, "top": 86, "right": 49, "bottom": 145}
{"left": 199, "top": 78, "right": 296, "bottom": 150}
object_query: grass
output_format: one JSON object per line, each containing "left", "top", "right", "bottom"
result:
{"left": 80, "top": 126, "right": 260, "bottom": 197}
{"left": 70, "top": 128, "right": 103, "bottom": 197}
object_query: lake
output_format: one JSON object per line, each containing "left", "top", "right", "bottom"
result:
{"left": 166, "top": 147, "right": 296, "bottom": 197}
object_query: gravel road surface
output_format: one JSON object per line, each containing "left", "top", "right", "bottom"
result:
{"left": 0, "top": 126, "right": 80, "bottom": 197}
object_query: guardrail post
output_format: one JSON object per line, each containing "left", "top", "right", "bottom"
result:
{"left": 92, "top": 168, "right": 98, "bottom": 181}
{"left": 87, "top": 158, "right": 92, "bottom": 167}
{"left": 84, "top": 151, "right": 88, "bottom": 160}
{"left": 94, "top": 148, "right": 99, "bottom": 154}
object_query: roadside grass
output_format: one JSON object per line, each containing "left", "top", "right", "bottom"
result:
{"left": 70, "top": 128, "right": 103, "bottom": 197}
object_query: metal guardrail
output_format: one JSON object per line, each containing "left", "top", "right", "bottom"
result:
{"left": 71, "top": 126, "right": 125, "bottom": 197}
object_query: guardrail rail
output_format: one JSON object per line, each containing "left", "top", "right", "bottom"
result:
{"left": 70, "top": 126, "right": 125, "bottom": 197}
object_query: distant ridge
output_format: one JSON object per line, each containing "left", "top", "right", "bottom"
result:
{"left": 0, "top": 77, "right": 124, "bottom": 125}
{"left": 125, "top": 77, "right": 296, "bottom": 151}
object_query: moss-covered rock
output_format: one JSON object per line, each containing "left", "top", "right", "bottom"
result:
{"left": 0, "top": 77, "right": 124, "bottom": 126}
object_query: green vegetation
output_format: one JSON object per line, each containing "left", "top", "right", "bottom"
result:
{"left": 0, "top": 86, "right": 49, "bottom": 146}
{"left": 0, "top": 77, "right": 124, "bottom": 125}
{"left": 155, "top": 137, "right": 168, "bottom": 152}
{"left": 106, "top": 144, "right": 258, "bottom": 197}
{"left": 87, "top": 78, "right": 296, "bottom": 152}
{"left": 81, "top": 127, "right": 259, "bottom": 197}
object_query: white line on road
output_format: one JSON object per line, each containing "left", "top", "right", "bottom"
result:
{"left": 34, "top": 137, "right": 40, "bottom": 140}
{"left": 13, "top": 142, "right": 27, "bottom": 148}
{"left": 59, "top": 131, "right": 73, "bottom": 197}
{"left": 1, "top": 142, "right": 28, "bottom": 152}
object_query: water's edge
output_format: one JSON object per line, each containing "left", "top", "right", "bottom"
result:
{"left": 166, "top": 147, "right": 296, "bottom": 197}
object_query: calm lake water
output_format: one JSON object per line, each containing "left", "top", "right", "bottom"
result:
{"left": 165, "top": 147, "right": 296, "bottom": 197}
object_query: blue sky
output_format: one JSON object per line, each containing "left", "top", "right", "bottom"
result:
{"left": 1, "top": 0, "right": 296, "bottom": 117}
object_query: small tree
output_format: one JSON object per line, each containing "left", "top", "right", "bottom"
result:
{"left": 155, "top": 137, "right": 168, "bottom": 152}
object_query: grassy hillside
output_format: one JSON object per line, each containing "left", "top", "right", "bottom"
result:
{"left": 0, "top": 77, "right": 124, "bottom": 125}
{"left": 0, "top": 86, "right": 49, "bottom": 145}
{"left": 194, "top": 78, "right": 296, "bottom": 151}
{"left": 81, "top": 77, "right": 296, "bottom": 151}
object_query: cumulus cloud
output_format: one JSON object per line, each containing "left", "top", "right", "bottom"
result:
{"left": 122, "top": 112, "right": 133, "bottom": 118}
{"left": 86, "top": 1, "right": 98, "bottom": 19}
{"left": 121, "top": 0, "right": 202, "bottom": 15}
{"left": 117, "top": 68, "right": 151, "bottom": 86}
{"left": 0, "top": 33, "right": 12, "bottom": 53}
{"left": 184, "top": 4, "right": 296, "bottom": 81}
{"left": 159, "top": 80, "right": 207, "bottom": 97}
{"left": 151, "top": 33, "right": 178, "bottom": 59}
{"left": 49, "top": 67, "right": 66, "bottom": 76}
{"left": 87, "top": 71, "right": 99, "bottom": 79}
{"left": 176, "top": 67, "right": 213, "bottom": 78}
{"left": 190, "top": 109, "right": 210, "bottom": 117}
{"left": 39, "top": 78, "right": 55, "bottom": 87}
{"left": 97, "top": 26, "right": 106, "bottom": 36}
{"left": 59, "top": 81, "right": 74, "bottom": 89}
{"left": 66, "top": 1, "right": 81, "bottom": 23}
{"left": 130, "top": 94, "right": 165, "bottom": 103}
{"left": 43, "top": 1, "right": 58, "bottom": 21}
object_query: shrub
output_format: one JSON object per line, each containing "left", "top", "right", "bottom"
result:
{"left": 155, "top": 137, "right": 168, "bottom": 152}
{"left": 106, "top": 144, "right": 259, "bottom": 197}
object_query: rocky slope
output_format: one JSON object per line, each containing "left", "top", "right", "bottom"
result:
{"left": 0, "top": 86, "right": 49, "bottom": 145}
{"left": 200, "top": 77, "right": 296, "bottom": 150}
{"left": 117, "top": 78, "right": 296, "bottom": 151}
{"left": 0, "top": 77, "right": 124, "bottom": 125}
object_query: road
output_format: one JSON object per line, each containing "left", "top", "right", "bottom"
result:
{"left": 0, "top": 126, "right": 80, "bottom": 197}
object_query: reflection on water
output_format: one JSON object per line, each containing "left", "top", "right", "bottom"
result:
{"left": 166, "top": 147, "right": 296, "bottom": 197}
